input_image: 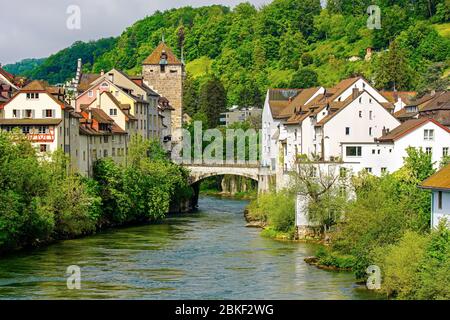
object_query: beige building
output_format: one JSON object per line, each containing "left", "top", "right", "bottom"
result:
{"left": 142, "top": 42, "right": 185, "bottom": 141}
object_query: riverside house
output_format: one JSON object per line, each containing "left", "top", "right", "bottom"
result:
{"left": 421, "top": 163, "right": 450, "bottom": 228}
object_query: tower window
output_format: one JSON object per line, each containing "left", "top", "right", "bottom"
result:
{"left": 160, "top": 64, "right": 166, "bottom": 73}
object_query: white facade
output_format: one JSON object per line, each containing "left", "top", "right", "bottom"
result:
{"left": 431, "top": 190, "right": 450, "bottom": 228}
{"left": 319, "top": 91, "right": 400, "bottom": 161}
{"left": 342, "top": 120, "right": 450, "bottom": 175}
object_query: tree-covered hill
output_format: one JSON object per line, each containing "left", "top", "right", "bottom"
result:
{"left": 12, "top": 0, "right": 450, "bottom": 106}
{"left": 3, "top": 58, "right": 46, "bottom": 76}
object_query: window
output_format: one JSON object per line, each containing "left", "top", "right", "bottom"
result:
{"left": 359, "top": 111, "right": 362, "bottom": 118}
{"left": 12, "top": 110, "right": 19, "bottom": 118}
{"left": 369, "top": 127, "right": 373, "bottom": 136}
{"left": 26, "top": 93, "right": 39, "bottom": 100}
{"left": 424, "top": 129, "right": 434, "bottom": 141}
{"left": 38, "top": 126, "right": 49, "bottom": 134}
{"left": 426, "top": 147, "right": 432, "bottom": 155}
{"left": 381, "top": 167, "right": 387, "bottom": 174}
{"left": 377, "top": 149, "right": 381, "bottom": 154}
{"left": 104, "top": 136, "right": 109, "bottom": 143}
{"left": 83, "top": 151, "right": 86, "bottom": 161}
{"left": 443, "top": 147, "right": 449, "bottom": 157}
{"left": 45, "top": 109, "right": 53, "bottom": 118}
{"left": 359, "top": 97, "right": 362, "bottom": 103}
{"left": 365, "top": 167, "right": 372, "bottom": 173}
{"left": 346, "top": 146, "right": 362, "bottom": 157}
{"left": 24, "top": 110, "right": 33, "bottom": 118}
{"left": 369, "top": 111, "right": 373, "bottom": 120}
{"left": 372, "top": 149, "right": 376, "bottom": 154}
{"left": 112, "top": 148, "right": 116, "bottom": 157}
{"left": 22, "top": 126, "right": 31, "bottom": 134}
{"left": 39, "top": 144, "right": 47, "bottom": 153}
{"left": 160, "top": 65, "right": 166, "bottom": 73}
{"left": 369, "top": 99, "right": 372, "bottom": 103}
{"left": 109, "top": 109, "right": 117, "bottom": 116}
{"left": 345, "top": 127, "right": 350, "bottom": 135}
{"left": 438, "top": 191, "right": 443, "bottom": 210}
{"left": 103, "top": 150, "right": 108, "bottom": 157}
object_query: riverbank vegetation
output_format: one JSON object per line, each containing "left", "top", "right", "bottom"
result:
{"left": 292, "top": 148, "right": 449, "bottom": 299}
{"left": 0, "top": 131, "right": 191, "bottom": 254}
{"left": 246, "top": 191, "right": 296, "bottom": 240}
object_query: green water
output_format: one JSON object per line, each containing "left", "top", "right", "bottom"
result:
{"left": 0, "top": 196, "right": 377, "bottom": 299}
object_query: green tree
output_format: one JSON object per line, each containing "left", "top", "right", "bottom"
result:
{"left": 289, "top": 68, "right": 319, "bottom": 88}
{"left": 198, "top": 76, "right": 227, "bottom": 128}
{"left": 375, "top": 41, "right": 414, "bottom": 90}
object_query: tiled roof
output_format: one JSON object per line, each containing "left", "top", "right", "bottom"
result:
{"left": 277, "top": 87, "right": 320, "bottom": 118}
{"left": 377, "top": 118, "right": 449, "bottom": 142}
{"left": 78, "top": 73, "right": 101, "bottom": 92}
{"left": 381, "top": 91, "right": 417, "bottom": 104}
{"left": 91, "top": 108, "right": 114, "bottom": 124}
{"left": 0, "top": 118, "right": 62, "bottom": 125}
{"left": 142, "top": 42, "right": 182, "bottom": 65}
{"left": 420, "top": 91, "right": 450, "bottom": 112}
{"left": 328, "top": 77, "right": 360, "bottom": 101}
{"left": 421, "top": 163, "right": 450, "bottom": 191}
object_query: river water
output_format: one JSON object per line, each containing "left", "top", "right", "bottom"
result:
{"left": 0, "top": 196, "right": 377, "bottom": 300}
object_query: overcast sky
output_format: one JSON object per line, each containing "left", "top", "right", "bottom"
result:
{"left": 0, "top": 0, "right": 271, "bottom": 65}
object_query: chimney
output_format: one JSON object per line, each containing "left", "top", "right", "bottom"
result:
{"left": 393, "top": 91, "right": 399, "bottom": 102}
{"left": 352, "top": 87, "right": 359, "bottom": 99}
{"left": 381, "top": 126, "right": 389, "bottom": 136}
{"left": 101, "top": 70, "right": 105, "bottom": 76}
{"left": 108, "top": 73, "right": 114, "bottom": 83}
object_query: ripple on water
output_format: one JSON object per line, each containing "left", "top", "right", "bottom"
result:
{"left": 0, "top": 196, "right": 380, "bottom": 300}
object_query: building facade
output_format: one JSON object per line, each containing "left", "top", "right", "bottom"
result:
{"left": 142, "top": 42, "right": 185, "bottom": 141}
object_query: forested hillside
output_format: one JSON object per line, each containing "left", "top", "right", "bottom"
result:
{"left": 3, "top": 58, "right": 46, "bottom": 76}
{"left": 10, "top": 0, "right": 450, "bottom": 107}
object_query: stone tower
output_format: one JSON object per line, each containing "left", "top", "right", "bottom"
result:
{"left": 142, "top": 42, "right": 185, "bottom": 140}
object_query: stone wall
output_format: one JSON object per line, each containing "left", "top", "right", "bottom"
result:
{"left": 143, "top": 64, "right": 184, "bottom": 140}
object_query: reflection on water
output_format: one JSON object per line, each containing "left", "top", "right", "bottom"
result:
{"left": 0, "top": 196, "right": 378, "bottom": 300}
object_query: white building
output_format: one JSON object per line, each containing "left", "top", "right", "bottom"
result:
{"left": 261, "top": 77, "right": 400, "bottom": 186}
{"left": 342, "top": 118, "right": 450, "bottom": 175}
{"left": 0, "top": 80, "right": 84, "bottom": 171}
{"left": 421, "top": 164, "right": 450, "bottom": 228}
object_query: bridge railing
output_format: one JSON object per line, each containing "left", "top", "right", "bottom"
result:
{"left": 182, "top": 161, "right": 261, "bottom": 168}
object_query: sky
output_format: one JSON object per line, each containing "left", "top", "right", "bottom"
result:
{"left": 0, "top": 0, "right": 272, "bottom": 65}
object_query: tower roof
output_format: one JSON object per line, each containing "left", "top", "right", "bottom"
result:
{"left": 143, "top": 42, "right": 183, "bottom": 66}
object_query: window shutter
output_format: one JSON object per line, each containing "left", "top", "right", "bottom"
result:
{"left": 42, "top": 110, "right": 46, "bottom": 118}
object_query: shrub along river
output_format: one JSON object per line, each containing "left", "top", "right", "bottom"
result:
{"left": 0, "top": 196, "right": 378, "bottom": 299}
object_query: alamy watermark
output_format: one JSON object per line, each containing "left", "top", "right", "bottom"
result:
{"left": 67, "top": 5, "right": 81, "bottom": 30}
{"left": 366, "top": 265, "right": 382, "bottom": 290}
{"left": 367, "top": 5, "right": 382, "bottom": 30}
{"left": 66, "top": 265, "right": 81, "bottom": 290}
{"left": 172, "top": 121, "right": 261, "bottom": 165}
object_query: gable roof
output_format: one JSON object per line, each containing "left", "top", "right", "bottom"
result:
{"left": 381, "top": 91, "right": 417, "bottom": 104}
{"left": 421, "top": 164, "right": 450, "bottom": 191}
{"left": 143, "top": 42, "right": 182, "bottom": 65}
{"left": 420, "top": 91, "right": 450, "bottom": 112}
{"left": 1, "top": 80, "right": 69, "bottom": 110}
{"left": 328, "top": 77, "right": 360, "bottom": 101}
{"left": 377, "top": 118, "right": 450, "bottom": 142}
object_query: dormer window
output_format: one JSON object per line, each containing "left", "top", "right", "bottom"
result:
{"left": 26, "top": 93, "right": 39, "bottom": 100}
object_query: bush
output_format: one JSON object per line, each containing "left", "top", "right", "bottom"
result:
{"left": 247, "top": 191, "right": 295, "bottom": 235}
{"left": 373, "top": 231, "right": 429, "bottom": 299}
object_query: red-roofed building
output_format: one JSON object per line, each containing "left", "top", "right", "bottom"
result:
{"left": 342, "top": 118, "right": 450, "bottom": 175}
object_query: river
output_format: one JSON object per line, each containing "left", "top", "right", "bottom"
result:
{"left": 0, "top": 196, "right": 377, "bottom": 299}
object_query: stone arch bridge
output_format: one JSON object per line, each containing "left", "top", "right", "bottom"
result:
{"left": 182, "top": 162, "right": 274, "bottom": 208}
